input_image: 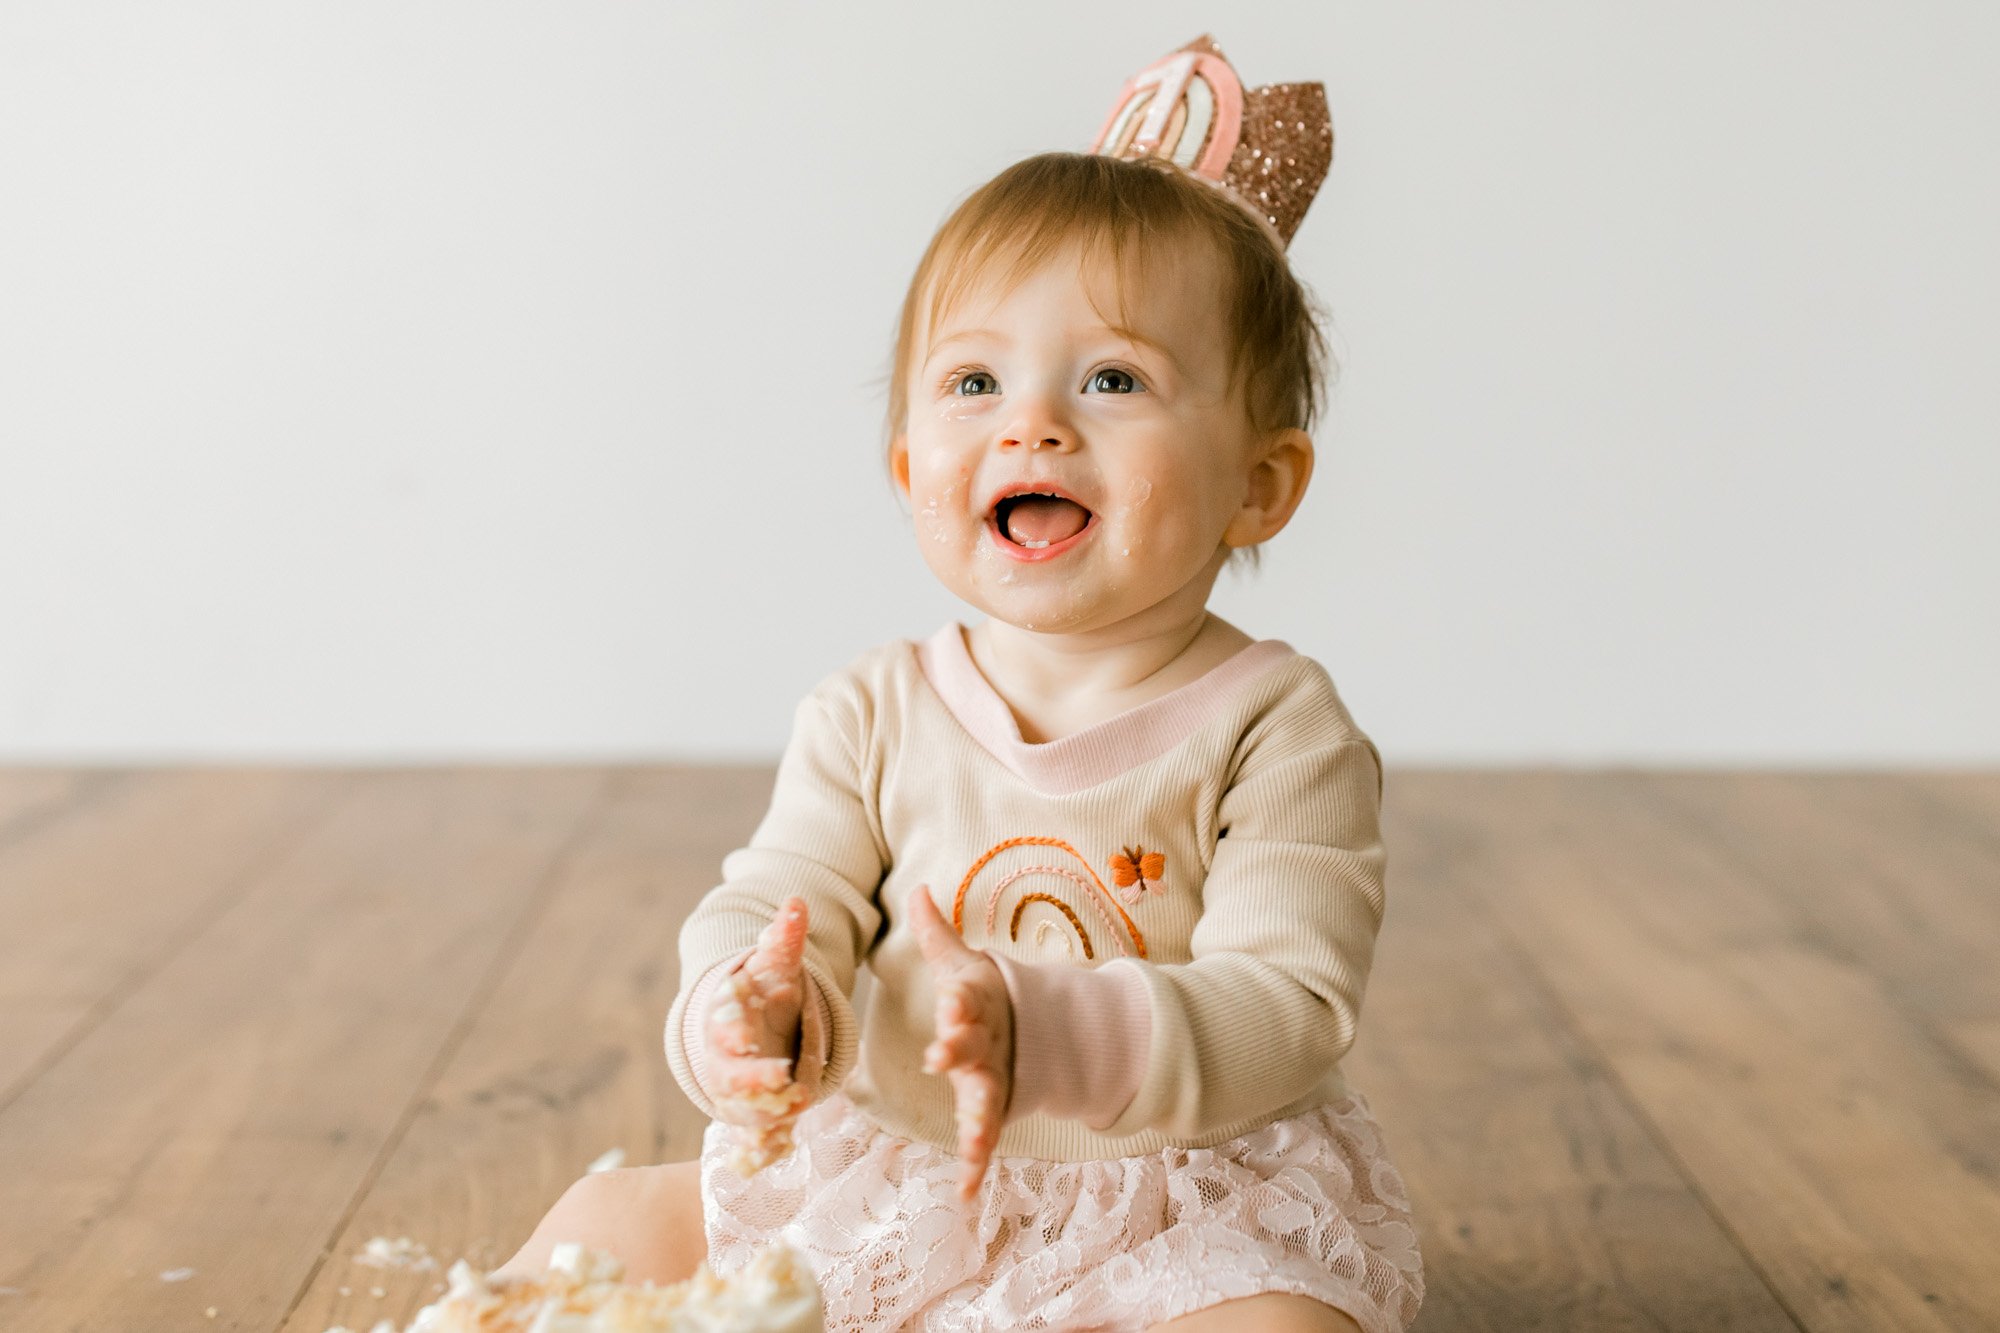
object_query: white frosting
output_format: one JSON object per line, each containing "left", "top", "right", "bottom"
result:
{"left": 355, "top": 1236, "right": 439, "bottom": 1271}
{"left": 395, "top": 1243, "right": 822, "bottom": 1333}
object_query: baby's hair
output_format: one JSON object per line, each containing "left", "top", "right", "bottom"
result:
{"left": 881, "top": 150, "right": 1337, "bottom": 573}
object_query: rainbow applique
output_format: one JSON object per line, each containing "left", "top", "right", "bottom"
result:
{"left": 950, "top": 836, "right": 1152, "bottom": 961}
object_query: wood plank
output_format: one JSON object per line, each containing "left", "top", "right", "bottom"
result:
{"left": 0, "top": 767, "right": 123, "bottom": 848}
{"left": 1401, "top": 772, "right": 2000, "bottom": 1333}
{"left": 1907, "top": 771, "right": 2000, "bottom": 823}
{"left": 1343, "top": 774, "right": 1799, "bottom": 1332}
{"left": 1840, "top": 768, "right": 2000, "bottom": 1088}
{"left": 0, "top": 768, "right": 347, "bottom": 1109}
{"left": 280, "top": 765, "right": 774, "bottom": 1333}
{"left": 0, "top": 767, "right": 610, "bottom": 1333}
{"left": 1634, "top": 772, "right": 2000, "bottom": 1087}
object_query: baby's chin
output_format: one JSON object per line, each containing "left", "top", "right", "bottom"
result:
{"left": 915, "top": 529, "right": 1192, "bottom": 634}
{"left": 962, "top": 574, "right": 1173, "bottom": 637}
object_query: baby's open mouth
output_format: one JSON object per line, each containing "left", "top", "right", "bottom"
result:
{"left": 993, "top": 493, "right": 1093, "bottom": 550}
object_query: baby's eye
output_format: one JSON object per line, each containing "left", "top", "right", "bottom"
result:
{"left": 949, "top": 369, "right": 998, "bottom": 397}
{"left": 1084, "top": 366, "right": 1144, "bottom": 394}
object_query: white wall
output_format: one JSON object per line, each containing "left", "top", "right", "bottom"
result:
{"left": 1, "top": 2, "right": 1994, "bottom": 765}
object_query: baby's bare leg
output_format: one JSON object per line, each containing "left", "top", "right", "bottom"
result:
{"left": 493, "top": 1161, "right": 706, "bottom": 1287}
{"left": 1150, "top": 1292, "right": 1368, "bottom": 1332}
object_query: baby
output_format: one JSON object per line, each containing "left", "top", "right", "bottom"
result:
{"left": 499, "top": 36, "right": 1425, "bottom": 1333}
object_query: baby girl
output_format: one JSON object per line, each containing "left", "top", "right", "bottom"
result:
{"left": 498, "top": 35, "right": 1425, "bottom": 1333}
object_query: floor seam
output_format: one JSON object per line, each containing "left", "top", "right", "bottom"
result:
{"left": 276, "top": 768, "right": 626, "bottom": 1330}
{"left": 1412, "top": 776, "right": 1814, "bottom": 1333}
{"left": 0, "top": 771, "right": 358, "bottom": 1118}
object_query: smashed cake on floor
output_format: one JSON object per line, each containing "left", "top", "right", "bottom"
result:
{"left": 374, "top": 1239, "right": 822, "bottom": 1333}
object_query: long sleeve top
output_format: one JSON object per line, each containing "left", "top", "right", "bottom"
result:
{"left": 664, "top": 620, "right": 1388, "bottom": 1163}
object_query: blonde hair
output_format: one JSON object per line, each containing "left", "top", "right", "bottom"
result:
{"left": 881, "top": 151, "right": 1336, "bottom": 572}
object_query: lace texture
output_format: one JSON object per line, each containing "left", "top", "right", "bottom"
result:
{"left": 701, "top": 1090, "right": 1424, "bottom": 1332}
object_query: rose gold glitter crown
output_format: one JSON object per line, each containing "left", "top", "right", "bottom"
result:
{"left": 1087, "top": 33, "right": 1333, "bottom": 248}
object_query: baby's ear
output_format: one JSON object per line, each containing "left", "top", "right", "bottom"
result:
{"left": 1225, "top": 426, "right": 1315, "bottom": 548}
{"left": 890, "top": 440, "right": 912, "bottom": 498}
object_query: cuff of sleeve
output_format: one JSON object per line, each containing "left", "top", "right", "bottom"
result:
{"left": 677, "top": 950, "right": 832, "bottom": 1109}
{"left": 794, "top": 971, "right": 832, "bottom": 1097}
{"left": 992, "top": 955, "right": 1151, "bottom": 1131}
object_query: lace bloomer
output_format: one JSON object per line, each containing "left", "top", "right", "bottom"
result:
{"left": 700, "top": 1090, "right": 1425, "bottom": 1333}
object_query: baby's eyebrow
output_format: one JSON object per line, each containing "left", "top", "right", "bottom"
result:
{"left": 927, "top": 328, "right": 1011, "bottom": 360}
{"left": 922, "top": 323, "right": 1187, "bottom": 379}
{"left": 1100, "top": 323, "right": 1185, "bottom": 376}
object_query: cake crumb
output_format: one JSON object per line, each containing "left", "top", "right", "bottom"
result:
{"left": 393, "top": 1241, "right": 822, "bottom": 1330}
{"left": 355, "top": 1236, "right": 437, "bottom": 1272}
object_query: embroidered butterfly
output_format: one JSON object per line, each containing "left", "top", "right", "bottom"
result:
{"left": 1108, "top": 844, "right": 1167, "bottom": 905}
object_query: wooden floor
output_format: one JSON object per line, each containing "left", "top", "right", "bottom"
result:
{"left": 0, "top": 768, "right": 1995, "bottom": 1332}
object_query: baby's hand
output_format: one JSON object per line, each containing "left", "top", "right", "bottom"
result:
{"left": 702, "top": 896, "right": 812, "bottom": 1173}
{"left": 907, "top": 885, "right": 1014, "bottom": 1201}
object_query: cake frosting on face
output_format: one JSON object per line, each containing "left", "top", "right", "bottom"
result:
{"left": 396, "top": 1241, "right": 822, "bottom": 1333}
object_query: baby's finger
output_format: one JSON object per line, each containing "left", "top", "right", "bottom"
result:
{"left": 951, "top": 1067, "right": 1003, "bottom": 1201}
{"left": 745, "top": 897, "right": 809, "bottom": 986}
{"left": 923, "top": 983, "right": 964, "bottom": 1069}
{"left": 940, "top": 983, "right": 979, "bottom": 1026}
{"left": 715, "top": 1052, "right": 793, "bottom": 1098}
{"left": 906, "top": 885, "right": 965, "bottom": 965}
{"left": 723, "top": 1119, "right": 790, "bottom": 1175}
{"left": 704, "top": 985, "right": 758, "bottom": 1057}
{"left": 714, "top": 1071, "right": 809, "bottom": 1128}
{"left": 924, "top": 1005, "right": 992, "bottom": 1075}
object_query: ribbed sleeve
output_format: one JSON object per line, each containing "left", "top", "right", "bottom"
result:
{"left": 1099, "top": 736, "right": 1386, "bottom": 1141}
{"left": 992, "top": 953, "right": 1151, "bottom": 1130}
{"left": 663, "top": 686, "right": 887, "bottom": 1118}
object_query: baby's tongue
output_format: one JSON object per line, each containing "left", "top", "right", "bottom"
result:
{"left": 1005, "top": 496, "right": 1090, "bottom": 545}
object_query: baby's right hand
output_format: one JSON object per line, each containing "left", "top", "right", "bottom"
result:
{"left": 701, "top": 896, "right": 812, "bottom": 1172}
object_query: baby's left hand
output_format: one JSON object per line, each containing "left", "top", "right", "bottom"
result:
{"left": 907, "top": 884, "right": 1013, "bottom": 1201}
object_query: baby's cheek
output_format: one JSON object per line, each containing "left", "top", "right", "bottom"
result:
{"left": 1118, "top": 478, "right": 1215, "bottom": 561}
{"left": 1105, "top": 476, "right": 1156, "bottom": 561}
{"left": 910, "top": 459, "right": 976, "bottom": 547}
{"left": 914, "top": 482, "right": 964, "bottom": 546}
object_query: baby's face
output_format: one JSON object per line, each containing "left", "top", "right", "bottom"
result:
{"left": 894, "top": 241, "right": 1272, "bottom": 636}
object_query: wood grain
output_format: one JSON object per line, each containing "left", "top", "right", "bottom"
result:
{"left": 0, "top": 768, "right": 346, "bottom": 1110}
{"left": 1344, "top": 774, "right": 1801, "bottom": 1331}
{"left": 1637, "top": 772, "right": 2000, "bottom": 1084}
{"left": 1, "top": 766, "right": 1995, "bottom": 1332}
{"left": 0, "top": 768, "right": 608, "bottom": 1332}
{"left": 278, "top": 765, "right": 772, "bottom": 1332}
{"left": 0, "top": 767, "right": 118, "bottom": 847}
{"left": 1403, "top": 772, "right": 2000, "bottom": 1333}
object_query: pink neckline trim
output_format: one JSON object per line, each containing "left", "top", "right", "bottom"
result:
{"left": 915, "top": 621, "right": 1298, "bottom": 795}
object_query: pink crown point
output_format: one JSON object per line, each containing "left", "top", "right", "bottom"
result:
{"left": 1088, "top": 33, "right": 1334, "bottom": 248}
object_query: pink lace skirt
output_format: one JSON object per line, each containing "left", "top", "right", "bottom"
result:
{"left": 699, "top": 1090, "right": 1425, "bottom": 1332}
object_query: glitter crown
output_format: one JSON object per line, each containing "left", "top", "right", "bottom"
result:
{"left": 1087, "top": 33, "right": 1333, "bottom": 248}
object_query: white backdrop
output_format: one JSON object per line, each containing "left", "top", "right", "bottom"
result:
{"left": 1, "top": 3, "right": 1994, "bottom": 764}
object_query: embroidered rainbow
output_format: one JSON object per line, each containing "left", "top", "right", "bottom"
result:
{"left": 951, "top": 835, "right": 1148, "bottom": 960}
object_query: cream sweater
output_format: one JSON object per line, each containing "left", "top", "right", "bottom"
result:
{"left": 665, "top": 620, "right": 1388, "bottom": 1163}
